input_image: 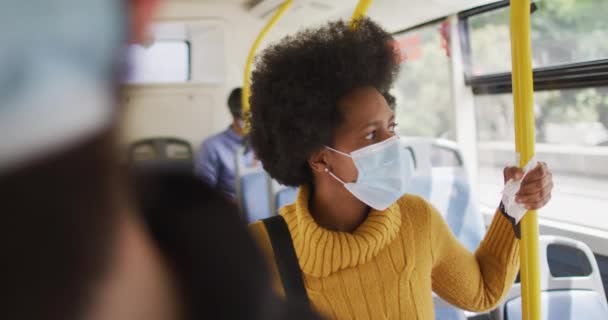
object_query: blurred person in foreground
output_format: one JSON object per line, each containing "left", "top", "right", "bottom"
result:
{"left": 0, "top": 1, "right": 319, "bottom": 319}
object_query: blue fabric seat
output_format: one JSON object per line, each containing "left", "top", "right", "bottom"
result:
{"left": 238, "top": 170, "right": 272, "bottom": 223}
{"left": 404, "top": 169, "right": 484, "bottom": 251}
{"left": 129, "top": 137, "right": 194, "bottom": 174}
{"left": 434, "top": 299, "right": 467, "bottom": 320}
{"left": 492, "top": 236, "right": 608, "bottom": 320}
{"left": 504, "top": 290, "right": 608, "bottom": 320}
{"left": 274, "top": 186, "right": 298, "bottom": 213}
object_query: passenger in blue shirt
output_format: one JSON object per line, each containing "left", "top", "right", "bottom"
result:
{"left": 195, "top": 88, "right": 257, "bottom": 199}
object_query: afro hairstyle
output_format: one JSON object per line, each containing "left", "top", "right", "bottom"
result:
{"left": 249, "top": 17, "right": 400, "bottom": 187}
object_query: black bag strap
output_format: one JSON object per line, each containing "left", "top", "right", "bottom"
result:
{"left": 263, "top": 215, "right": 310, "bottom": 308}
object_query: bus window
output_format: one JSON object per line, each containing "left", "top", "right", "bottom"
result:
{"left": 475, "top": 87, "right": 608, "bottom": 231}
{"left": 393, "top": 20, "right": 455, "bottom": 140}
{"left": 466, "top": 0, "right": 608, "bottom": 76}
{"left": 462, "top": 0, "right": 608, "bottom": 233}
{"left": 125, "top": 40, "right": 190, "bottom": 84}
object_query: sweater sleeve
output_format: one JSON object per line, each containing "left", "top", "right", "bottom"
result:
{"left": 430, "top": 203, "right": 520, "bottom": 312}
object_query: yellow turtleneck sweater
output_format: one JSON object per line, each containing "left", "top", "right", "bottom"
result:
{"left": 250, "top": 186, "right": 520, "bottom": 319}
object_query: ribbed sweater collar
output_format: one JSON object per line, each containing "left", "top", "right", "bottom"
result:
{"left": 283, "top": 185, "right": 402, "bottom": 277}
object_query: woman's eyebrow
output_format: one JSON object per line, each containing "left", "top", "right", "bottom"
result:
{"left": 358, "top": 115, "right": 394, "bottom": 131}
{"left": 358, "top": 120, "right": 382, "bottom": 130}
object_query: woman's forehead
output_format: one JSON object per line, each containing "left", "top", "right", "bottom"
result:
{"left": 337, "top": 87, "right": 393, "bottom": 127}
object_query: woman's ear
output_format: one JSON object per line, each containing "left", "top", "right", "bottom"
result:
{"left": 308, "top": 149, "right": 329, "bottom": 174}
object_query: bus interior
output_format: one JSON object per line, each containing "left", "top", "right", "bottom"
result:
{"left": 123, "top": 0, "right": 608, "bottom": 319}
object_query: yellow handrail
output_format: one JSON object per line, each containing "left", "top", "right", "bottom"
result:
{"left": 242, "top": 0, "right": 293, "bottom": 122}
{"left": 510, "top": 1, "right": 540, "bottom": 319}
{"left": 350, "top": 0, "right": 374, "bottom": 28}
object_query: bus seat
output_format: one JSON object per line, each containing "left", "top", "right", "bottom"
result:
{"left": 424, "top": 169, "right": 484, "bottom": 251}
{"left": 129, "top": 137, "right": 193, "bottom": 174}
{"left": 237, "top": 170, "right": 272, "bottom": 223}
{"left": 402, "top": 138, "right": 485, "bottom": 252}
{"left": 492, "top": 235, "right": 608, "bottom": 320}
{"left": 441, "top": 171, "right": 484, "bottom": 252}
{"left": 433, "top": 295, "right": 467, "bottom": 320}
{"left": 405, "top": 171, "right": 485, "bottom": 252}
{"left": 274, "top": 186, "right": 298, "bottom": 213}
{"left": 504, "top": 291, "right": 607, "bottom": 320}
{"left": 235, "top": 146, "right": 272, "bottom": 223}
{"left": 406, "top": 174, "right": 433, "bottom": 199}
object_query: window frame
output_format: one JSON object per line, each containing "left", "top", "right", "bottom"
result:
{"left": 468, "top": 59, "right": 608, "bottom": 95}
{"left": 184, "top": 40, "right": 192, "bottom": 81}
{"left": 391, "top": 16, "right": 448, "bottom": 36}
{"left": 458, "top": 0, "right": 608, "bottom": 94}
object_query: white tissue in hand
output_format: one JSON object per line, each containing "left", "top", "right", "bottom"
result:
{"left": 501, "top": 156, "right": 538, "bottom": 224}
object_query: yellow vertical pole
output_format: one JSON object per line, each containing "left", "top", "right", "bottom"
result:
{"left": 242, "top": 0, "right": 293, "bottom": 121}
{"left": 510, "top": 1, "right": 541, "bottom": 319}
{"left": 350, "top": 0, "right": 374, "bottom": 28}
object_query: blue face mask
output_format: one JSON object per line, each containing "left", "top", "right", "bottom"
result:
{"left": 325, "top": 136, "right": 414, "bottom": 211}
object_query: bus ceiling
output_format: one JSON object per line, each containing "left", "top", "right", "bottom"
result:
{"left": 169, "top": 0, "right": 506, "bottom": 32}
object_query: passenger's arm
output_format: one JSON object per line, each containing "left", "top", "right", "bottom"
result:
{"left": 194, "top": 142, "right": 220, "bottom": 187}
{"left": 431, "top": 162, "right": 552, "bottom": 312}
{"left": 430, "top": 204, "right": 520, "bottom": 312}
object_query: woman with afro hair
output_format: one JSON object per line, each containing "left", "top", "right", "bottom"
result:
{"left": 249, "top": 18, "right": 554, "bottom": 319}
